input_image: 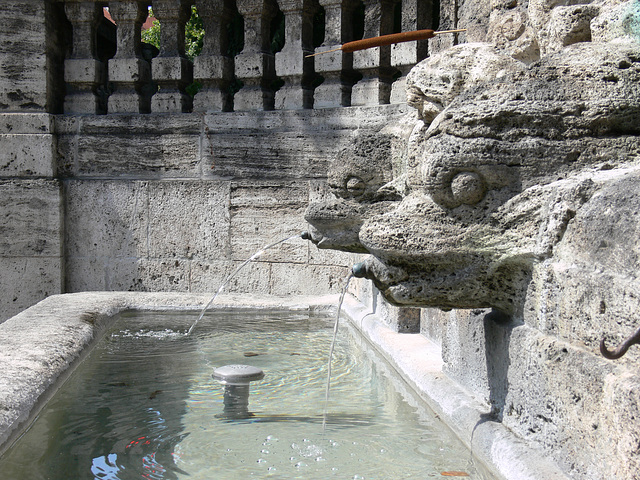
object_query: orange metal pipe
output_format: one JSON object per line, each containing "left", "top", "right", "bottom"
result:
{"left": 307, "top": 29, "right": 466, "bottom": 57}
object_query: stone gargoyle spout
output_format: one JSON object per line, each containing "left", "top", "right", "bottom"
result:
{"left": 305, "top": 4, "right": 640, "bottom": 315}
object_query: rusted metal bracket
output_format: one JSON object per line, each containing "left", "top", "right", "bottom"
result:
{"left": 600, "top": 325, "right": 640, "bottom": 359}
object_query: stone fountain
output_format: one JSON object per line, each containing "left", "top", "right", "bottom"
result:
{"left": 306, "top": 0, "right": 640, "bottom": 478}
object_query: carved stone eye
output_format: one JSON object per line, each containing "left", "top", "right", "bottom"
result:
{"left": 346, "top": 176, "right": 366, "bottom": 197}
{"left": 450, "top": 172, "right": 486, "bottom": 205}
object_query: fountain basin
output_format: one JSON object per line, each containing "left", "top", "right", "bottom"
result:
{"left": 0, "top": 292, "right": 569, "bottom": 479}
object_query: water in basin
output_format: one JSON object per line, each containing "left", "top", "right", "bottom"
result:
{"left": 0, "top": 309, "right": 494, "bottom": 479}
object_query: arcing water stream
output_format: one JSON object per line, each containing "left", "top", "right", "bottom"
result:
{"left": 323, "top": 271, "right": 354, "bottom": 430}
{"left": 186, "top": 230, "right": 355, "bottom": 433}
{"left": 186, "top": 233, "right": 304, "bottom": 336}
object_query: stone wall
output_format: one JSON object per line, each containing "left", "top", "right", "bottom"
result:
{"left": 1, "top": 0, "right": 432, "bottom": 321}
{"left": 0, "top": 104, "right": 409, "bottom": 323}
{"left": 56, "top": 107, "right": 405, "bottom": 302}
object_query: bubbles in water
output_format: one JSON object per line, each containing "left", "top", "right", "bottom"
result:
{"left": 111, "top": 328, "right": 184, "bottom": 340}
{"left": 291, "top": 440, "right": 324, "bottom": 458}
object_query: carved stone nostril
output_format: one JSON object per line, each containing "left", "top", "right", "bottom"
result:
{"left": 346, "top": 176, "right": 366, "bottom": 196}
{"left": 352, "top": 262, "right": 368, "bottom": 278}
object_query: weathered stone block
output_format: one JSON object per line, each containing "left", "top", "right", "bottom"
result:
{"left": 216, "top": 260, "right": 272, "bottom": 295}
{"left": 0, "top": 180, "right": 61, "bottom": 256}
{"left": 274, "top": 85, "right": 313, "bottom": 110}
{"left": 193, "top": 55, "right": 233, "bottom": 80}
{"left": 0, "top": 1, "right": 48, "bottom": 111}
{"left": 189, "top": 259, "right": 235, "bottom": 293}
{"left": 64, "top": 58, "right": 105, "bottom": 84}
{"left": 313, "top": 47, "right": 344, "bottom": 73}
{"left": 0, "top": 113, "right": 53, "bottom": 134}
{"left": 147, "top": 181, "right": 231, "bottom": 259}
{"left": 192, "top": 89, "right": 227, "bottom": 112}
{"left": 108, "top": 57, "right": 151, "bottom": 83}
{"left": 313, "top": 80, "right": 348, "bottom": 109}
{"left": 107, "top": 91, "right": 144, "bottom": 114}
{"left": 111, "top": 258, "right": 191, "bottom": 292}
{"left": 75, "top": 133, "right": 199, "bottom": 177}
{"left": 390, "top": 76, "right": 407, "bottom": 104}
{"left": 151, "top": 91, "right": 191, "bottom": 113}
{"left": 152, "top": 56, "right": 191, "bottom": 82}
{"left": 391, "top": 42, "right": 420, "bottom": 67}
{"left": 229, "top": 183, "right": 308, "bottom": 263}
{"left": 63, "top": 93, "right": 102, "bottom": 116}
{"left": 0, "top": 134, "right": 55, "bottom": 177}
{"left": 353, "top": 48, "right": 382, "bottom": 70}
{"left": 419, "top": 308, "right": 448, "bottom": 346}
{"left": 275, "top": 49, "right": 305, "bottom": 77}
{"left": 0, "top": 257, "right": 62, "bottom": 323}
{"left": 234, "top": 52, "right": 274, "bottom": 79}
{"left": 232, "top": 86, "right": 271, "bottom": 111}
{"left": 64, "top": 256, "right": 106, "bottom": 293}
{"left": 351, "top": 78, "right": 390, "bottom": 106}
{"left": 441, "top": 308, "right": 493, "bottom": 403}
{"left": 270, "top": 263, "right": 350, "bottom": 295}
{"left": 64, "top": 180, "right": 150, "bottom": 260}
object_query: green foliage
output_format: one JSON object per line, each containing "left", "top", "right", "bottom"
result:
{"left": 270, "top": 11, "right": 285, "bottom": 54}
{"left": 140, "top": 8, "right": 160, "bottom": 49}
{"left": 185, "top": 5, "right": 204, "bottom": 60}
{"left": 140, "top": 6, "right": 204, "bottom": 60}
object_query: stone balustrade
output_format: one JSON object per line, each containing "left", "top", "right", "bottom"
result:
{"left": 58, "top": 0, "right": 440, "bottom": 114}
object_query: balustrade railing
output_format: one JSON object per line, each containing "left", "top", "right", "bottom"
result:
{"left": 58, "top": 0, "right": 442, "bottom": 114}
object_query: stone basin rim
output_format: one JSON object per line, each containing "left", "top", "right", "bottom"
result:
{"left": 0, "top": 291, "right": 570, "bottom": 480}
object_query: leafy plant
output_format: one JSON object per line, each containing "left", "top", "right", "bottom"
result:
{"left": 141, "top": 6, "right": 204, "bottom": 61}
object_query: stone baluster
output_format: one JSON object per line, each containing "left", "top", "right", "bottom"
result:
{"left": 151, "top": 0, "right": 193, "bottom": 113}
{"left": 351, "top": 0, "right": 397, "bottom": 106}
{"left": 64, "top": 2, "right": 106, "bottom": 114}
{"left": 107, "top": 1, "right": 152, "bottom": 113}
{"left": 193, "top": 0, "right": 235, "bottom": 112}
{"left": 313, "top": 0, "right": 357, "bottom": 107}
{"left": 430, "top": 0, "right": 456, "bottom": 54}
{"left": 234, "top": 0, "right": 278, "bottom": 111}
{"left": 390, "top": 0, "right": 429, "bottom": 103}
{"left": 274, "top": 0, "right": 316, "bottom": 109}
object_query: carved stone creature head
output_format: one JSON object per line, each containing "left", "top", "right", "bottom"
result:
{"left": 305, "top": 1, "right": 640, "bottom": 314}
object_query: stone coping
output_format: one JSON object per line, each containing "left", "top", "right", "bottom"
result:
{"left": 0, "top": 292, "right": 569, "bottom": 480}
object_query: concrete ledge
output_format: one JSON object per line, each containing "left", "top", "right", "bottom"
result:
{"left": 341, "top": 295, "right": 571, "bottom": 480}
